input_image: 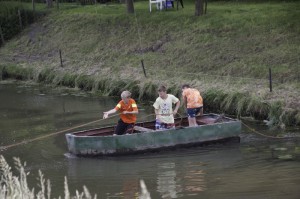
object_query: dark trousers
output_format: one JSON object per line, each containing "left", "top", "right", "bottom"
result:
{"left": 115, "top": 119, "right": 134, "bottom": 135}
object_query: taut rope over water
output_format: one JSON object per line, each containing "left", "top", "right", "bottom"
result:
{"left": 0, "top": 114, "right": 119, "bottom": 151}
{"left": 242, "top": 121, "right": 288, "bottom": 139}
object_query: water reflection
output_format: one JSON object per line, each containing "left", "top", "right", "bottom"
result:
{"left": 157, "top": 162, "right": 181, "bottom": 198}
{"left": 183, "top": 162, "right": 206, "bottom": 194}
{"left": 156, "top": 161, "right": 206, "bottom": 198}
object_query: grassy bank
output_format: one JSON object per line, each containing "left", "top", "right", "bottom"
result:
{"left": 0, "top": 1, "right": 299, "bottom": 127}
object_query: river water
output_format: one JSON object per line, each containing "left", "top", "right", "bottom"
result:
{"left": 0, "top": 82, "right": 299, "bottom": 199}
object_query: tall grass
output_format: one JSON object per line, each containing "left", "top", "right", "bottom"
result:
{"left": 0, "top": 155, "right": 96, "bottom": 198}
{"left": 1, "top": 64, "right": 298, "bottom": 128}
{"left": 0, "top": 155, "right": 151, "bottom": 199}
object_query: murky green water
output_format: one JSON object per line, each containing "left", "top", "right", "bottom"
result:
{"left": 0, "top": 82, "right": 299, "bottom": 199}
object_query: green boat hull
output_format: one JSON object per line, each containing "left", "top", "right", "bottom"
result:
{"left": 66, "top": 114, "right": 241, "bottom": 156}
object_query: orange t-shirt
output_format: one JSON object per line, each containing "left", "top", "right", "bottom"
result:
{"left": 182, "top": 88, "right": 203, "bottom": 108}
{"left": 114, "top": 98, "right": 138, "bottom": 124}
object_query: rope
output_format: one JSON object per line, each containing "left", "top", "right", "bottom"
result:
{"left": 1, "top": 111, "right": 290, "bottom": 151}
{"left": 139, "top": 112, "right": 183, "bottom": 126}
{"left": 0, "top": 114, "right": 119, "bottom": 151}
{"left": 241, "top": 120, "right": 287, "bottom": 139}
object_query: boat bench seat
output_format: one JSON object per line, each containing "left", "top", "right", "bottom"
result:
{"left": 197, "top": 115, "right": 225, "bottom": 125}
{"left": 134, "top": 126, "right": 155, "bottom": 132}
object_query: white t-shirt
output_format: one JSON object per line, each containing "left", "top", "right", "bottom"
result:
{"left": 153, "top": 94, "right": 179, "bottom": 124}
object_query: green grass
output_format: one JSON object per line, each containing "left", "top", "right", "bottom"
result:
{"left": 2, "top": 1, "right": 299, "bottom": 80}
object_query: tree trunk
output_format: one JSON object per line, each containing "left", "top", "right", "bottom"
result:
{"left": 0, "top": 25, "right": 5, "bottom": 45}
{"left": 32, "top": 0, "right": 35, "bottom": 11}
{"left": 195, "top": 0, "right": 204, "bottom": 16}
{"left": 46, "top": 0, "right": 53, "bottom": 8}
{"left": 126, "top": 0, "right": 134, "bottom": 14}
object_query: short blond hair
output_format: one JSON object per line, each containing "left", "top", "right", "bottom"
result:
{"left": 121, "top": 90, "right": 131, "bottom": 98}
{"left": 158, "top": 85, "right": 167, "bottom": 92}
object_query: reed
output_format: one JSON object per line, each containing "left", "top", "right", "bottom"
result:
{"left": 267, "top": 101, "right": 283, "bottom": 126}
{"left": 246, "top": 96, "right": 269, "bottom": 120}
{"left": 295, "top": 113, "right": 300, "bottom": 126}
{"left": 75, "top": 75, "right": 95, "bottom": 91}
{"left": 0, "top": 155, "right": 96, "bottom": 199}
{"left": 0, "top": 155, "right": 152, "bottom": 199}
{"left": 1, "top": 64, "right": 299, "bottom": 128}
{"left": 1, "top": 64, "right": 34, "bottom": 80}
{"left": 0, "top": 65, "right": 4, "bottom": 80}
{"left": 61, "top": 73, "right": 78, "bottom": 88}
{"left": 138, "top": 80, "right": 158, "bottom": 101}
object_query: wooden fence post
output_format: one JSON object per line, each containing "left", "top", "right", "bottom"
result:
{"left": 32, "top": 0, "right": 35, "bottom": 11}
{"left": 141, "top": 59, "right": 147, "bottom": 78}
{"left": 18, "top": 9, "right": 23, "bottom": 30}
{"left": 59, "top": 49, "right": 63, "bottom": 67}
{"left": 269, "top": 68, "right": 272, "bottom": 92}
{"left": 0, "top": 25, "right": 4, "bottom": 45}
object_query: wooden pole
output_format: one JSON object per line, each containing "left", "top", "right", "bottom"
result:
{"left": 0, "top": 25, "right": 4, "bottom": 45}
{"left": 59, "top": 49, "right": 63, "bottom": 67}
{"left": 269, "top": 68, "right": 272, "bottom": 92}
{"left": 32, "top": 0, "right": 35, "bottom": 12}
{"left": 18, "top": 9, "right": 23, "bottom": 30}
{"left": 141, "top": 59, "right": 147, "bottom": 78}
{"left": 204, "top": 0, "right": 207, "bottom": 14}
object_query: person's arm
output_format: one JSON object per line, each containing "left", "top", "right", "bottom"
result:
{"left": 123, "top": 110, "right": 139, "bottom": 114}
{"left": 123, "top": 99, "right": 139, "bottom": 115}
{"left": 182, "top": 96, "right": 187, "bottom": 109}
{"left": 103, "top": 108, "right": 117, "bottom": 119}
{"left": 154, "top": 109, "right": 162, "bottom": 122}
{"left": 173, "top": 100, "right": 180, "bottom": 115}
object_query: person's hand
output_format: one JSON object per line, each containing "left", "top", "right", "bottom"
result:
{"left": 103, "top": 112, "right": 109, "bottom": 119}
{"left": 173, "top": 110, "right": 177, "bottom": 116}
{"left": 122, "top": 111, "right": 128, "bottom": 114}
{"left": 156, "top": 117, "right": 161, "bottom": 123}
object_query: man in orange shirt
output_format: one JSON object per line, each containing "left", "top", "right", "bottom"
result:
{"left": 103, "top": 91, "right": 138, "bottom": 135}
{"left": 181, "top": 84, "right": 203, "bottom": 126}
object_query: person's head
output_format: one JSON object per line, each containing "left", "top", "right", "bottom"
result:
{"left": 158, "top": 85, "right": 167, "bottom": 99}
{"left": 121, "top": 91, "right": 131, "bottom": 103}
{"left": 181, "top": 84, "right": 190, "bottom": 91}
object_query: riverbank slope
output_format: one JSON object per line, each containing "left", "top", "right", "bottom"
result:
{"left": 0, "top": 1, "right": 299, "bottom": 127}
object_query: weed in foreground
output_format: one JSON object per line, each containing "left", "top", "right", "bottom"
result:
{"left": 0, "top": 155, "right": 151, "bottom": 199}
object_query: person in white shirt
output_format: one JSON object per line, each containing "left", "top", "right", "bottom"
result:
{"left": 153, "top": 85, "right": 180, "bottom": 130}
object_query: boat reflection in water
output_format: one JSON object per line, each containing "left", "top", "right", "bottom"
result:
{"left": 157, "top": 161, "right": 206, "bottom": 198}
{"left": 157, "top": 162, "right": 180, "bottom": 198}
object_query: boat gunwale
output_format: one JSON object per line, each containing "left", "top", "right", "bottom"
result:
{"left": 67, "top": 121, "right": 240, "bottom": 138}
{"left": 66, "top": 114, "right": 240, "bottom": 138}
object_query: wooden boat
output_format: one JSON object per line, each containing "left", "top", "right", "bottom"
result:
{"left": 65, "top": 113, "right": 241, "bottom": 156}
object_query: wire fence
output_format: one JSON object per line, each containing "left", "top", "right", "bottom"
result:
{"left": 1, "top": 49, "right": 299, "bottom": 96}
